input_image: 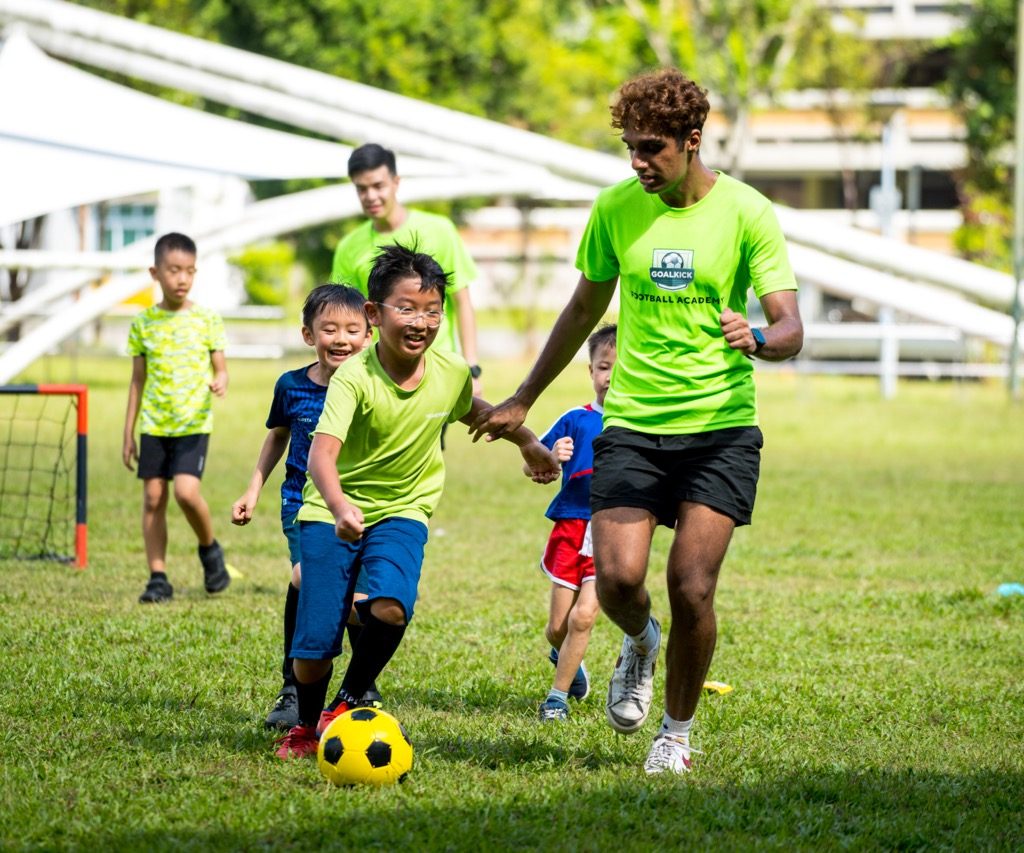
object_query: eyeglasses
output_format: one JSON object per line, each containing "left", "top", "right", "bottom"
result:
{"left": 376, "top": 302, "right": 444, "bottom": 328}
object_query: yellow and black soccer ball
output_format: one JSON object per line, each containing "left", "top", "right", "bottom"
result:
{"left": 317, "top": 707, "right": 413, "bottom": 786}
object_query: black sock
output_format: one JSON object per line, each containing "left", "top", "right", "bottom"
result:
{"left": 339, "top": 614, "right": 406, "bottom": 701}
{"left": 281, "top": 583, "right": 299, "bottom": 686}
{"left": 294, "top": 666, "right": 333, "bottom": 728}
{"left": 345, "top": 619, "right": 363, "bottom": 654}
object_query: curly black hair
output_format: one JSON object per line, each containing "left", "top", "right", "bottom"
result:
{"left": 610, "top": 69, "right": 710, "bottom": 146}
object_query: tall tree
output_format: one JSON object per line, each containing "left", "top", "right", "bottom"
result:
{"left": 944, "top": 0, "right": 1016, "bottom": 271}
{"left": 606, "top": 0, "right": 825, "bottom": 178}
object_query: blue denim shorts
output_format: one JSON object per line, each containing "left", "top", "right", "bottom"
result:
{"left": 290, "top": 517, "right": 428, "bottom": 660}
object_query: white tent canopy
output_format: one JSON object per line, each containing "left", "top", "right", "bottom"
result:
{"left": 0, "top": 28, "right": 450, "bottom": 227}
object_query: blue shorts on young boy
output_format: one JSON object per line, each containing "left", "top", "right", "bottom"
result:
{"left": 290, "top": 517, "right": 428, "bottom": 660}
{"left": 283, "top": 512, "right": 369, "bottom": 595}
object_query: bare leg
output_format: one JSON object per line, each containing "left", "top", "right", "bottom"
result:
{"left": 663, "top": 501, "right": 734, "bottom": 722}
{"left": 172, "top": 474, "right": 214, "bottom": 547}
{"left": 293, "top": 658, "right": 332, "bottom": 684}
{"left": 552, "top": 581, "right": 599, "bottom": 693}
{"left": 141, "top": 477, "right": 169, "bottom": 573}
{"left": 592, "top": 507, "right": 658, "bottom": 635}
{"left": 545, "top": 584, "right": 574, "bottom": 653}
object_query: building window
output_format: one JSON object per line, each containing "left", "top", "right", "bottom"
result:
{"left": 100, "top": 202, "right": 156, "bottom": 251}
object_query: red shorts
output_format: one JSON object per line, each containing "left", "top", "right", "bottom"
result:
{"left": 540, "top": 518, "right": 595, "bottom": 590}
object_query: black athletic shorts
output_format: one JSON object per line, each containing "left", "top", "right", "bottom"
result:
{"left": 137, "top": 433, "right": 210, "bottom": 481}
{"left": 590, "top": 425, "right": 763, "bottom": 527}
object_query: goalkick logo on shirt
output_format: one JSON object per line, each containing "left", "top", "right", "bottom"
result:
{"left": 649, "top": 249, "right": 695, "bottom": 291}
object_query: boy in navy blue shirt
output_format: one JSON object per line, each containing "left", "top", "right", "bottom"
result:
{"left": 535, "top": 324, "right": 616, "bottom": 721}
{"left": 232, "top": 285, "right": 373, "bottom": 729}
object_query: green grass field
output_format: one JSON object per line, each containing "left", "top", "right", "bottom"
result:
{"left": 2, "top": 356, "right": 1023, "bottom": 850}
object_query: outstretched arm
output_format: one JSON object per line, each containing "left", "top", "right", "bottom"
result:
{"left": 522, "top": 435, "right": 572, "bottom": 479}
{"left": 232, "top": 427, "right": 290, "bottom": 525}
{"left": 469, "top": 273, "right": 615, "bottom": 442}
{"left": 459, "top": 397, "right": 560, "bottom": 484}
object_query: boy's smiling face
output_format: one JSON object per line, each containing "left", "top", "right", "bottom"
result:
{"left": 302, "top": 306, "right": 371, "bottom": 376}
{"left": 368, "top": 275, "right": 443, "bottom": 363}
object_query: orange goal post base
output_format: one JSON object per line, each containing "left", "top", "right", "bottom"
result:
{"left": 0, "top": 384, "right": 87, "bottom": 568}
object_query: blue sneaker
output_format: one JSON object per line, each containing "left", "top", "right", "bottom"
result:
{"left": 548, "top": 648, "right": 590, "bottom": 701}
{"left": 538, "top": 696, "right": 569, "bottom": 722}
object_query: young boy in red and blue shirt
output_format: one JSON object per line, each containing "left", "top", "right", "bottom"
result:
{"left": 535, "top": 324, "right": 616, "bottom": 722}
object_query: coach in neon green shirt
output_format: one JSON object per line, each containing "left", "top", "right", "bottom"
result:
{"left": 473, "top": 70, "right": 804, "bottom": 777}
{"left": 331, "top": 143, "right": 484, "bottom": 393}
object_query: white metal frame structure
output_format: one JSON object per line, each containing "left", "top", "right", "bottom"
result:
{"left": 0, "top": 0, "right": 1019, "bottom": 388}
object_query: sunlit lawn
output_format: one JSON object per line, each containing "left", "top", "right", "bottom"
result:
{"left": 1, "top": 354, "right": 1022, "bottom": 850}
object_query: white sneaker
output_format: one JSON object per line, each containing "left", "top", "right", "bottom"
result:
{"left": 643, "top": 732, "right": 698, "bottom": 775}
{"left": 605, "top": 617, "right": 661, "bottom": 733}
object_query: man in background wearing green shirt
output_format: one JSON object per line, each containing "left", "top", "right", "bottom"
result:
{"left": 472, "top": 69, "right": 803, "bottom": 776}
{"left": 331, "top": 143, "right": 484, "bottom": 395}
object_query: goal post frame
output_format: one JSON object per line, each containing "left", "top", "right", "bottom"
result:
{"left": 0, "top": 383, "right": 88, "bottom": 568}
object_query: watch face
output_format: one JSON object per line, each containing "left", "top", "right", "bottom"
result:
{"left": 752, "top": 328, "right": 766, "bottom": 349}
{"left": 469, "top": 365, "right": 482, "bottom": 379}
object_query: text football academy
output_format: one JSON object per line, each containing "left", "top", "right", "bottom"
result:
{"left": 633, "top": 248, "right": 721, "bottom": 305}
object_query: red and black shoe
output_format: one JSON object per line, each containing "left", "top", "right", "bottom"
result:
{"left": 315, "top": 702, "right": 350, "bottom": 739}
{"left": 274, "top": 725, "right": 319, "bottom": 759}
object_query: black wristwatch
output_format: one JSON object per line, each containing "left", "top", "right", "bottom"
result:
{"left": 751, "top": 327, "right": 766, "bottom": 354}
{"left": 469, "top": 364, "right": 483, "bottom": 379}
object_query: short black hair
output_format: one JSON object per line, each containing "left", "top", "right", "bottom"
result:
{"left": 587, "top": 323, "right": 617, "bottom": 360}
{"left": 302, "top": 284, "right": 369, "bottom": 330}
{"left": 348, "top": 143, "right": 397, "bottom": 178}
{"left": 367, "top": 243, "right": 449, "bottom": 304}
{"left": 154, "top": 232, "right": 196, "bottom": 266}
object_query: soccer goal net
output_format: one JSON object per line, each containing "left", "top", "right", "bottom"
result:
{"left": 0, "top": 385, "right": 87, "bottom": 567}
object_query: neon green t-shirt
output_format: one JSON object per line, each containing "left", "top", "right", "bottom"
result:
{"left": 330, "top": 208, "right": 477, "bottom": 354}
{"left": 298, "top": 344, "right": 474, "bottom": 527}
{"left": 126, "top": 304, "right": 227, "bottom": 436}
{"left": 576, "top": 172, "right": 796, "bottom": 435}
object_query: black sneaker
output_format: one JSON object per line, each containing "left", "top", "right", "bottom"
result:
{"left": 359, "top": 684, "right": 384, "bottom": 708}
{"left": 264, "top": 685, "right": 299, "bottom": 730}
{"left": 139, "top": 574, "right": 174, "bottom": 604}
{"left": 198, "top": 541, "right": 231, "bottom": 594}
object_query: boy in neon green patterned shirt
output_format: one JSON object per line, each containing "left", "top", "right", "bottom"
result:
{"left": 123, "top": 232, "right": 230, "bottom": 605}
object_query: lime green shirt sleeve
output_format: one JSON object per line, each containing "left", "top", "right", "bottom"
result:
{"left": 576, "top": 194, "right": 621, "bottom": 283}
{"left": 746, "top": 205, "right": 797, "bottom": 298}
{"left": 314, "top": 364, "right": 360, "bottom": 444}
{"left": 127, "top": 314, "right": 145, "bottom": 357}
{"left": 207, "top": 311, "right": 227, "bottom": 351}
{"left": 330, "top": 238, "right": 361, "bottom": 291}
{"left": 440, "top": 218, "right": 477, "bottom": 295}
{"left": 447, "top": 368, "right": 474, "bottom": 423}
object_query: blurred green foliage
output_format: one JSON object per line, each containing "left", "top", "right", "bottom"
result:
{"left": 75, "top": 0, "right": 1009, "bottom": 270}
{"left": 229, "top": 241, "right": 295, "bottom": 306}
{"left": 944, "top": 0, "right": 1016, "bottom": 272}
